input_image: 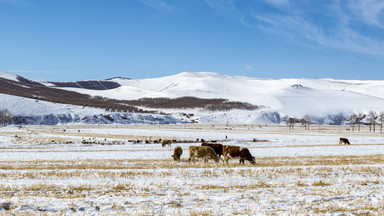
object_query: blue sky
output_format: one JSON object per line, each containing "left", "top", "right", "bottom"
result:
{"left": 1, "top": 0, "right": 384, "bottom": 81}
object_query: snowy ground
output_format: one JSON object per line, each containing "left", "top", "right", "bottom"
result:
{"left": 0, "top": 124, "right": 383, "bottom": 215}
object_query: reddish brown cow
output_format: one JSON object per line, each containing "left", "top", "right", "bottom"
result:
{"left": 201, "top": 143, "right": 223, "bottom": 158}
{"left": 223, "top": 145, "right": 255, "bottom": 165}
{"left": 172, "top": 146, "right": 183, "bottom": 162}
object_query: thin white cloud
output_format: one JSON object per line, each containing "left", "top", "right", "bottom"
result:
{"left": 208, "top": 0, "right": 384, "bottom": 56}
{"left": 204, "top": 0, "right": 237, "bottom": 16}
{"left": 134, "top": 0, "right": 384, "bottom": 56}
{"left": 245, "top": 65, "right": 253, "bottom": 71}
{"left": 347, "top": 0, "right": 384, "bottom": 28}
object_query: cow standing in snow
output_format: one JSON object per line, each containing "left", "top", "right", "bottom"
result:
{"left": 223, "top": 145, "right": 256, "bottom": 165}
{"left": 188, "top": 146, "right": 219, "bottom": 164}
{"left": 339, "top": 138, "right": 350, "bottom": 145}
{"left": 172, "top": 146, "right": 183, "bottom": 162}
{"left": 201, "top": 143, "right": 223, "bottom": 158}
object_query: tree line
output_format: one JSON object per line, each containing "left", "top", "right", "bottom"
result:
{"left": 283, "top": 111, "right": 384, "bottom": 133}
{"left": 0, "top": 109, "right": 12, "bottom": 126}
{"left": 349, "top": 111, "right": 384, "bottom": 133}
{"left": 122, "top": 97, "right": 262, "bottom": 111}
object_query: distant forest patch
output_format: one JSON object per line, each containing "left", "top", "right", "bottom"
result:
{"left": 124, "top": 97, "right": 263, "bottom": 111}
{"left": 49, "top": 81, "right": 121, "bottom": 90}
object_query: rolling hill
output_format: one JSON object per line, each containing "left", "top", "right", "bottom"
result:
{"left": 1, "top": 71, "right": 384, "bottom": 125}
{"left": 52, "top": 72, "right": 384, "bottom": 116}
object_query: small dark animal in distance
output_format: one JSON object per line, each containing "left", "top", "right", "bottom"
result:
{"left": 162, "top": 139, "right": 172, "bottom": 147}
{"left": 339, "top": 138, "right": 350, "bottom": 145}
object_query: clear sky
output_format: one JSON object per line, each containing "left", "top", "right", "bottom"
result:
{"left": 1, "top": 0, "right": 384, "bottom": 81}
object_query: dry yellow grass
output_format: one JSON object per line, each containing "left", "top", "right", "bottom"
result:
{"left": 0, "top": 154, "right": 382, "bottom": 171}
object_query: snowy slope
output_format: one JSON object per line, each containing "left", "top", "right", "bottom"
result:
{"left": 0, "top": 93, "right": 102, "bottom": 116}
{"left": 273, "top": 86, "right": 384, "bottom": 116}
{"left": 0, "top": 93, "right": 181, "bottom": 125}
{"left": 53, "top": 72, "right": 384, "bottom": 116}
{"left": 2, "top": 71, "right": 384, "bottom": 125}
{"left": 0, "top": 70, "right": 19, "bottom": 82}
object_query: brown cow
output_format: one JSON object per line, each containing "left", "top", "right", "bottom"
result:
{"left": 201, "top": 143, "right": 223, "bottom": 158}
{"left": 162, "top": 139, "right": 172, "bottom": 147}
{"left": 172, "top": 146, "right": 183, "bottom": 162}
{"left": 223, "top": 145, "right": 255, "bottom": 165}
{"left": 188, "top": 146, "right": 219, "bottom": 164}
{"left": 339, "top": 138, "right": 350, "bottom": 145}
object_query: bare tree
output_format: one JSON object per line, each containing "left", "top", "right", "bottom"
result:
{"left": 380, "top": 112, "right": 384, "bottom": 133}
{"left": 288, "top": 117, "right": 297, "bottom": 130}
{"left": 349, "top": 114, "right": 357, "bottom": 131}
{"left": 0, "top": 109, "right": 12, "bottom": 126}
{"left": 366, "top": 111, "right": 378, "bottom": 132}
{"left": 356, "top": 113, "right": 366, "bottom": 132}
{"left": 300, "top": 115, "right": 311, "bottom": 130}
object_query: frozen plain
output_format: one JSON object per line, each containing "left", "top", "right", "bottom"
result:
{"left": 0, "top": 124, "right": 383, "bottom": 215}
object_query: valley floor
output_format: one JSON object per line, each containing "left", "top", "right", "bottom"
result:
{"left": 0, "top": 124, "right": 383, "bottom": 215}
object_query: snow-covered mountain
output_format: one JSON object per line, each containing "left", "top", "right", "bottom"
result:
{"left": 52, "top": 72, "right": 384, "bottom": 116}
{"left": 2, "top": 71, "right": 384, "bottom": 125}
{"left": 0, "top": 71, "right": 19, "bottom": 82}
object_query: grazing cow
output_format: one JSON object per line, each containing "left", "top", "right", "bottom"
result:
{"left": 201, "top": 143, "right": 223, "bottom": 158}
{"left": 339, "top": 138, "right": 351, "bottom": 145}
{"left": 188, "top": 146, "right": 219, "bottom": 164}
{"left": 172, "top": 146, "right": 183, "bottom": 162}
{"left": 223, "top": 145, "right": 255, "bottom": 165}
{"left": 162, "top": 139, "right": 172, "bottom": 147}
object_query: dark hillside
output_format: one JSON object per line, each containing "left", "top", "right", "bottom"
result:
{"left": 49, "top": 80, "right": 121, "bottom": 90}
{"left": 0, "top": 78, "right": 140, "bottom": 113}
{"left": 16, "top": 76, "right": 45, "bottom": 86}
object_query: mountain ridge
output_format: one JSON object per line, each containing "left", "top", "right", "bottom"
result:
{"left": 47, "top": 71, "right": 384, "bottom": 115}
{"left": 1, "top": 70, "right": 384, "bottom": 125}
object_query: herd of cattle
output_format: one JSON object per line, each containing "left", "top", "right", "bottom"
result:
{"left": 170, "top": 137, "right": 351, "bottom": 165}
{"left": 171, "top": 142, "right": 256, "bottom": 165}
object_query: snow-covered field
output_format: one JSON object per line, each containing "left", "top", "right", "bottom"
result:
{"left": 0, "top": 124, "right": 383, "bottom": 215}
